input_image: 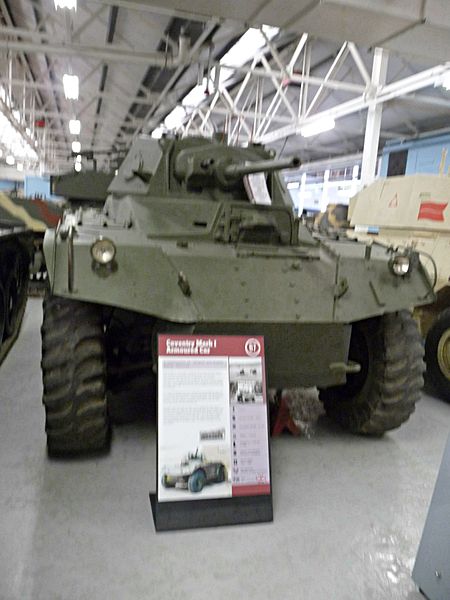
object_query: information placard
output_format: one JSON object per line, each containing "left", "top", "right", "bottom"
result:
{"left": 150, "top": 335, "right": 272, "bottom": 530}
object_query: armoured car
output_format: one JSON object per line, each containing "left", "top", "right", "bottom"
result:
{"left": 350, "top": 174, "right": 450, "bottom": 399}
{"left": 41, "top": 136, "right": 434, "bottom": 455}
{"left": 161, "top": 450, "right": 227, "bottom": 493}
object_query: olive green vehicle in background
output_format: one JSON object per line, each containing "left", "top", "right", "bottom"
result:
{"left": 50, "top": 169, "right": 114, "bottom": 209}
{"left": 0, "top": 191, "right": 63, "bottom": 295}
{"left": 350, "top": 174, "right": 450, "bottom": 400}
{"left": 41, "top": 136, "right": 434, "bottom": 455}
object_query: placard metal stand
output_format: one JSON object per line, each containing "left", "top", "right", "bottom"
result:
{"left": 150, "top": 335, "right": 273, "bottom": 531}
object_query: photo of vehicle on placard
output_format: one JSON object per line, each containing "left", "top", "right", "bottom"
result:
{"left": 161, "top": 448, "right": 228, "bottom": 494}
{"left": 229, "top": 358, "right": 264, "bottom": 404}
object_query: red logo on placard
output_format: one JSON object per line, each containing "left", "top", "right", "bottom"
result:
{"left": 418, "top": 201, "right": 447, "bottom": 222}
{"left": 245, "top": 338, "right": 261, "bottom": 357}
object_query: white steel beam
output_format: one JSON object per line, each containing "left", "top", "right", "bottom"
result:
{"left": 347, "top": 42, "right": 371, "bottom": 86}
{"left": 137, "top": 19, "right": 219, "bottom": 139}
{"left": 220, "top": 63, "right": 365, "bottom": 94}
{"left": 360, "top": 47, "right": 388, "bottom": 186}
{"left": 0, "top": 34, "right": 190, "bottom": 66}
{"left": 259, "top": 62, "right": 450, "bottom": 144}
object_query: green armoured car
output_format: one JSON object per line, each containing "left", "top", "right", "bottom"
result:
{"left": 41, "top": 135, "right": 434, "bottom": 455}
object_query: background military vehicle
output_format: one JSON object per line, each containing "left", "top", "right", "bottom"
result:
{"left": 41, "top": 136, "right": 434, "bottom": 455}
{"left": 0, "top": 191, "right": 63, "bottom": 294}
{"left": 350, "top": 174, "right": 450, "bottom": 400}
{"left": 50, "top": 169, "right": 114, "bottom": 209}
{"left": 0, "top": 211, "right": 32, "bottom": 364}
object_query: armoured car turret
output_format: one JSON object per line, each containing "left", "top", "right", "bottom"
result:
{"left": 41, "top": 136, "right": 434, "bottom": 455}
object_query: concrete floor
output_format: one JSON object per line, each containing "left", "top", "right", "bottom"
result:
{"left": 1, "top": 298, "right": 449, "bottom": 600}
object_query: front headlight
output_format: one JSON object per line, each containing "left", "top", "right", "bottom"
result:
{"left": 91, "top": 238, "right": 116, "bottom": 265}
{"left": 390, "top": 254, "right": 411, "bottom": 276}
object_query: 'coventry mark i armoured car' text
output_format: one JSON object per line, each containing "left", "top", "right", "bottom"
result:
{"left": 41, "top": 135, "right": 434, "bottom": 455}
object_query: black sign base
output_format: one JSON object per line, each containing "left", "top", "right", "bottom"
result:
{"left": 150, "top": 493, "right": 273, "bottom": 531}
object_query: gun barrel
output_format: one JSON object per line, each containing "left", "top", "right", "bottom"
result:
{"left": 223, "top": 156, "right": 301, "bottom": 178}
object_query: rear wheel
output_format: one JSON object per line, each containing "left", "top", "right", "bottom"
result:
{"left": 41, "top": 296, "right": 110, "bottom": 456}
{"left": 319, "top": 311, "right": 424, "bottom": 435}
{"left": 425, "top": 309, "right": 450, "bottom": 401}
{"left": 216, "top": 464, "right": 226, "bottom": 483}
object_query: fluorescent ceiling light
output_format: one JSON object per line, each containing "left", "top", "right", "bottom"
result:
{"left": 63, "top": 74, "right": 79, "bottom": 100}
{"left": 164, "top": 106, "right": 186, "bottom": 131}
{"left": 54, "top": 0, "right": 77, "bottom": 10}
{"left": 0, "top": 109, "right": 37, "bottom": 162}
{"left": 17, "top": 162, "right": 23, "bottom": 172}
{"left": 72, "top": 140, "right": 81, "bottom": 153}
{"left": 75, "top": 154, "right": 82, "bottom": 162}
{"left": 217, "top": 25, "right": 279, "bottom": 86}
{"left": 221, "top": 25, "right": 278, "bottom": 70}
{"left": 6, "top": 155, "right": 14, "bottom": 165}
{"left": 69, "top": 119, "right": 81, "bottom": 135}
{"left": 180, "top": 25, "right": 280, "bottom": 111}
{"left": 182, "top": 78, "right": 209, "bottom": 109}
{"left": 74, "top": 162, "right": 81, "bottom": 172}
{"left": 441, "top": 71, "right": 450, "bottom": 91}
{"left": 151, "top": 126, "right": 165, "bottom": 139}
{"left": 300, "top": 117, "right": 336, "bottom": 138}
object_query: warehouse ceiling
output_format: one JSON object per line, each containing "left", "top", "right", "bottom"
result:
{"left": 0, "top": 0, "right": 449, "bottom": 173}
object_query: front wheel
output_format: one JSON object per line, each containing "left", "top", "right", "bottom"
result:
{"left": 41, "top": 296, "right": 110, "bottom": 456}
{"left": 425, "top": 309, "right": 450, "bottom": 401}
{"left": 319, "top": 311, "right": 424, "bottom": 435}
{"left": 188, "top": 470, "right": 206, "bottom": 493}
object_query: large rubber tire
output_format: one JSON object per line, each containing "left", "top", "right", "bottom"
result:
{"left": 216, "top": 464, "right": 226, "bottom": 483}
{"left": 425, "top": 308, "right": 450, "bottom": 401}
{"left": 319, "top": 311, "right": 424, "bottom": 435}
{"left": 41, "top": 296, "right": 110, "bottom": 456}
{"left": 188, "top": 470, "right": 206, "bottom": 493}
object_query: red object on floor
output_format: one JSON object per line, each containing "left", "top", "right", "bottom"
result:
{"left": 271, "top": 393, "right": 301, "bottom": 436}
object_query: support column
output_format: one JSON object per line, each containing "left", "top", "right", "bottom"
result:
{"left": 360, "top": 47, "right": 389, "bottom": 187}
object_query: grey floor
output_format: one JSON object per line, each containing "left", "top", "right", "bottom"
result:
{"left": 1, "top": 299, "right": 449, "bottom": 600}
